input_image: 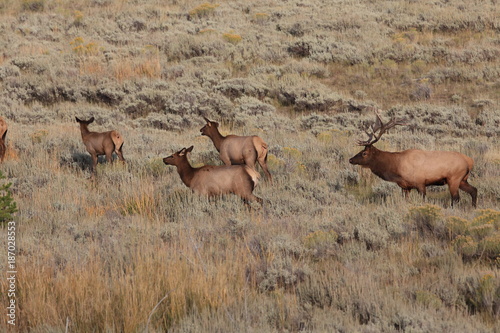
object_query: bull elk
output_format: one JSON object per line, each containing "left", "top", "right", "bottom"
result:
{"left": 0, "top": 117, "right": 7, "bottom": 162}
{"left": 75, "top": 117, "right": 125, "bottom": 173}
{"left": 200, "top": 117, "right": 272, "bottom": 183}
{"left": 163, "top": 146, "right": 263, "bottom": 205}
{"left": 349, "top": 110, "right": 477, "bottom": 207}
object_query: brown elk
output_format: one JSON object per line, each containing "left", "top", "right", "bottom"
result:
{"left": 349, "top": 110, "right": 477, "bottom": 207}
{"left": 200, "top": 117, "right": 272, "bottom": 183}
{"left": 0, "top": 117, "right": 7, "bottom": 162}
{"left": 75, "top": 117, "right": 125, "bottom": 173}
{"left": 163, "top": 146, "right": 263, "bottom": 205}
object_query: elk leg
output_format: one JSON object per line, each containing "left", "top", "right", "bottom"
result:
{"left": 105, "top": 151, "right": 113, "bottom": 164}
{"left": 0, "top": 140, "right": 6, "bottom": 162}
{"left": 415, "top": 185, "right": 427, "bottom": 201}
{"left": 220, "top": 152, "right": 231, "bottom": 166}
{"left": 115, "top": 144, "right": 126, "bottom": 163}
{"left": 245, "top": 152, "right": 273, "bottom": 184}
{"left": 459, "top": 180, "right": 477, "bottom": 208}
{"left": 244, "top": 155, "right": 257, "bottom": 169}
{"left": 448, "top": 180, "right": 461, "bottom": 207}
{"left": 91, "top": 154, "right": 98, "bottom": 173}
{"left": 257, "top": 157, "right": 273, "bottom": 184}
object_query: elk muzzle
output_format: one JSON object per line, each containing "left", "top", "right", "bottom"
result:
{"left": 349, "top": 154, "right": 362, "bottom": 165}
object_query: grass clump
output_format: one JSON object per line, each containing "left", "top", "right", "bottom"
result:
{"left": 189, "top": 3, "right": 219, "bottom": 18}
{"left": 304, "top": 230, "right": 338, "bottom": 249}
{"left": 222, "top": 33, "right": 242, "bottom": 45}
{"left": 70, "top": 37, "right": 101, "bottom": 57}
{"left": 21, "top": 0, "right": 44, "bottom": 12}
{"left": 253, "top": 13, "right": 270, "bottom": 24}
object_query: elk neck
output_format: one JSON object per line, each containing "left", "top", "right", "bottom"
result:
{"left": 175, "top": 157, "right": 197, "bottom": 188}
{"left": 206, "top": 128, "right": 226, "bottom": 152}
{"left": 366, "top": 147, "right": 399, "bottom": 181}
{"left": 78, "top": 123, "right": 91, "bottom": 138}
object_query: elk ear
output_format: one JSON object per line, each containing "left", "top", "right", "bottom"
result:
{"left": 75, "top": 117, "right": 81, "bottom": 123}
{"left": 1, "top": 129, "right": 7, "bottom": 141}
{"left": 88, "top": 116, "right": 95, "bottom": 123}
{"left": 186, "top": 145, "right": 194, "bottom": 153}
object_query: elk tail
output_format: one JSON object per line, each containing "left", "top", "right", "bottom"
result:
{"left": 244, "top": 165, "right": 260, "bottom": 190}
{"left": 111, "top": 130, "right": 124, "bottom": 153}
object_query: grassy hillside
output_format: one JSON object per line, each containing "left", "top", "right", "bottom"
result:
{"left": 0, "top": 0, "right": 499, "bottom": 332}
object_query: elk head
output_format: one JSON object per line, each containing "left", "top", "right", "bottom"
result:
{"left": 349, "top": 110, "right": 407, "bottom": 165}
{"left": 200, "top": 117, "right": 220, "bottom": 137}
{"left": 163, "top": 146, "right": 193, "bottom": 166}
{"left": 349, "top": 145, "right": 378, "bottom": 166}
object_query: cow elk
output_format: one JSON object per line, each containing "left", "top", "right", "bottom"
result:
{"left": 349, "top": 110, "right": 477, "bottom": 207}
{"left": 75, "top": 117, "right": 125, "bottom": 173}
{"left": 0, "top": 117, "right": 7, "bottom": 162}
{"left": 163, "top": 146, "right": 263, "bottom": 205}
{"left": 200, "top": 117, "right": 272, "bottom": 183}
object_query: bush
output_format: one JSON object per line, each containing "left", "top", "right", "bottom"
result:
{"left": 0, "top": 171, "right": 17, "bottom": 224}
{"left": 215, "top": 78, "right": 269, "bottom": 100}
{"left": 21, "top": 0, "right": 44, "bottom": 12}
{"left": 408, "top": 205, "right": 446, "bottom": 238}
{"left": 389, "top": 104, "right": 473, "bottom": 137}
{"left": 234, "top": 96, "right": 275, "bottom": 116}
{"left": 222, "top": 33, "right": 242, "bottom": 45}
{"left": 446, "top": 210, "right": 500, "bottom": 261}
{"left": 459, "top": 274, "right": 500, "bottom": 318}
{"left": 189, "top": 3, "right": 220, "bottom": 18}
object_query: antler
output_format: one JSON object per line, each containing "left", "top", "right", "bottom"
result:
{"left": 357, "top": 109, "right": 407, "bottom": 146}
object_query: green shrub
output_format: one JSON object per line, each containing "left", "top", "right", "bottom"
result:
{"left": 446, "top": 209, "right": 500, "bottom": 262}
{"left": 189, "top": 3, "right": 219, "bottom": 18}
{"left": 303, "top": 230, "right": 338, "bottom": 249}
{"left": 452, "top": 235, "right": 478, "bottom": 258}
{"left": 479, "top": 235, "right": 500, "bottom": 261}
{"left": 446, "top": 216, "right": 469, "bottom": 239}
{"left": 408, "top": 204, "right": 445, "bottom": 238}
{"left": 415, "top": 290, "right": 442, "bottom": 309}
{"left": 459, "top": 274, "right": 500, "bottom": 318}
{"left": 472, "top": 209, "right": 500, "bottom": 229}
{"left": 0, "top": 171, "right": 17, "bottom": 223}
